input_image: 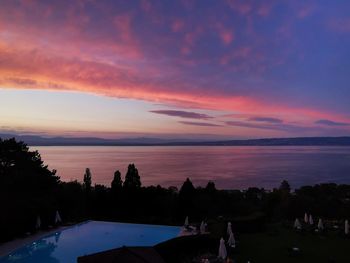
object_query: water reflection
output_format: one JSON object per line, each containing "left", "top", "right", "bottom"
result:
{"left": 5, "top": 240, "right": 58, "bottom": 263}
{"left": 33, "top": 146, "right": 350, "bottom": 189}
{"left": 54, "top": 232, "right": 61, "bottom": 244}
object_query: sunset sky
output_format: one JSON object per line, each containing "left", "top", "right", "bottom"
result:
{"left": 1, "top": 0, "right": 350, "bottom": 140}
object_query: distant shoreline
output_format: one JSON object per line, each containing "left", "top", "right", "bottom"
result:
{"left": 2, "top": 134, "right": 350, "bottom": 147}
{"left": 31, "top": 144, "right": 350, "bottom": 147}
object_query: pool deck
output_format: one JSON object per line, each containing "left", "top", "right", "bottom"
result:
{"left": 0, "top": 226, "right": 70, "bottom": 258}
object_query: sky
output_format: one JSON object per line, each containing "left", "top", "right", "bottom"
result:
{"left": 1, "top": 0, "right": 350, "bottom": 140}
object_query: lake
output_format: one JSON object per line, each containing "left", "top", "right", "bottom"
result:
{"left": 32, "top": 146, "right": 350, "bottom": 189}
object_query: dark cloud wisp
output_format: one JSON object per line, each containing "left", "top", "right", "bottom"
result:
{"left": 150, "top": 110, "right": 213, "bottom": 119}
{"left": 315, "top": 119, "right": 349, "bottom": 126}
{"left": 178, "top": 121, "right": 222, "bottom": 127}
{"left": 248, "top": 117, "right": 283, "bottom": 124}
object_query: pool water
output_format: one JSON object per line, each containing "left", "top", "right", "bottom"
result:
{"left": 0, "top": 221, "right": 181, "bottom": 263}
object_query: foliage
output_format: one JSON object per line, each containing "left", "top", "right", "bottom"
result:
{"left": 179, "top": 178, "right": 195, "bottom": 196}
{"left": 111, "top": 170, "right": 123, "bottom": 191}
{"left": 279, "top": 180, "right": 291, "bottom": 193}
{"left": 123, "top": 164, "right": 141, "bottom": 189}
{"left": 0, "top": 138, "right": 60, "bottom": 241}
{"left": 2, "top": 138, "right": 350, "bottom": 244}
{"left": 205, "top": 181, "right": 217, "bottom": 193}
{"left": 83, "top": 168, "right": 92, "bottom": 192}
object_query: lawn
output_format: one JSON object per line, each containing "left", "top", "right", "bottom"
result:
{"left": 231, "top": 224, "right": 350, "bottom": 262}
{"left": 157, "top": 222, "right": 350, "bottom": 263}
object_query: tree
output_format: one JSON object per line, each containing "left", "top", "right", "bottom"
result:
{"left": 178, "top": 178, "right": 196, "bottom": 216}
{"left": 83, "top": 168, "right": 92, "bottom": 192}
{"left": 123, "top": 164, "right": 141, "bottom": 189}
{"left": 111, "top": 170, "right": 123, "bottom": 191}
{"left": 0, "top": 138, "right": 60, "bottom": 196}
{"left": 179, "top": 178, "right": 195, "bottom": 197}
{"left": 279, "top": 180, "right": 291, "bottom": 193}
{"left": 205, "top": 181, "right": 217, "bottom": 193}
{"left": 0, "top": 138, "right": 60, "bottom": 241}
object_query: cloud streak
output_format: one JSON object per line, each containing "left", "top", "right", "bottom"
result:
{"left": 178, "top": 121, "right": 222, "bottom": 127}
{"left": 150, "top": 110, "right": 213, "bottom": 119}
{"left": 248, "top": 117, "right": 283, "bottom": 124}
{"left": 225, "top": 120, "right": 311, "bottom": 133}
{"left": 226, "top": 121, "right": 282, "bottom": 131}
{"left": 315, "top": 119, "right": 350, "bottom": 126}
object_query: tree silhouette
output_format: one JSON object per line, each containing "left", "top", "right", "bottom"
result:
{"left": 178, "top": 178, "right": 196, "bottom": 216}
{"left": 4, "top": 138, "right": 350, "bottom": 245}
{"left": 0, "top": 138, "right": 60, "bottom": 196}
{"left": 205, "top": 181, "right": 217, "bottom": 193}
{"left": 179, "top": 178, "right": 195, "bottom": 196}
{"left": 279, "top": 180, "right": 291, "bottom": 193}
{"left": 111, "top": 170, "right": 123, "bottom": 191}
{"left": 83, "top": 168, "right": 92, "bottom": 192}
{"left": 0, "top": 138, "right": 59, "bottom": 241}
{"left": 123, "top": 164, "right": 141, "bottom": 189}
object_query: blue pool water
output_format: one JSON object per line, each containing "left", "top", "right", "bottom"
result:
{"left": 0, "top": 221, "right": 181, "bottom": 263}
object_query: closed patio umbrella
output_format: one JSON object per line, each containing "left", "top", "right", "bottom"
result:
{"left": 184, "top": 216, "right": 189, "bottom": 227}
{"left": 309, "top": 215, "right": 314, "bottom": 225}
{"left": 218, "top": 238, "right": 227, "bottom": 260}
{"left": 55, "top": 211, "right": 62, "bottom": 224}
{"left": 294, "top": 218, "right": 301, "bottom": 229}
{"left": 345, "top": 220, "right": 349, "bottom": 235}
{"left": 200, "top": 221, "right": 206, "bottom": 234}
{"left": 227, "top": 222, "right": 233, "bottom": 235}
{"left": 304, "top": 213, "right": 308, "bottom": 223}
{"left": 227, "top": 232, "right": 236, "bottom": 248}
{"left": 35, "top": 216, "right": 41, "bottom": 230}
{"left": 317, "top": 219, "right": 324, "bottom": 230}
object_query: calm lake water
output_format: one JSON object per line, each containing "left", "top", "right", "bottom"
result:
{"left": 32, "top": 146, "right": 350, "bottom": 189}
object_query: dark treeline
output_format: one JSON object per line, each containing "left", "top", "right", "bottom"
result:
{"left": 1, "top": 138, "right": 350, "bottom": 242}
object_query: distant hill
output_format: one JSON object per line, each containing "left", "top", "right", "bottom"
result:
{"left": 0, "top": 133, "right": 178, "bottom": 146}
{"left": 194, "top": 137, "right": 350, "bottom": 146}
{"left": 1, "top": 133, "right": 350, "bottom": 146}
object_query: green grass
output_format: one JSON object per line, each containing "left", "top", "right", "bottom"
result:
{"left": 231, "top": 225, "right": 350, "bottom": 262}
{"left": 156, "top": 222, "right": 350, "bottom": 262}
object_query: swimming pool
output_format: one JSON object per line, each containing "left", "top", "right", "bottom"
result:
{"left": 0, "top": 221, "right": 181, "bottom": 263}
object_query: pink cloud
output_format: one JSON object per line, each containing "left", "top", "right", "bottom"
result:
{"left": 1, "top": 0, "right": 350, "bottom": 134}
{"left": 297, "top": 4, "right": 315, "bottom": 19}
{"left": 181, "top": 46, "right": 191, "bottom": 55}
{"left": 2, "top": 41, "right": 343, "bottom": 124}
{"left": 257, "top": 4, "right": 272, "bottom": 17}
{"left": 113, "top": 13, "right": 134, "bottom": 43}
{"left": 328, "top": 18, "right": 350, "bottom": 33}
{"left": 171, "top": 19, "right": 185, "bottom": 32}
{"left": 216, "top": 23, "right": 234, "bottom": 45}
{"left": 277, "top": 21, "right": 293, "bottom": 39}
{"left": 140, "top": 0, "right": 152, "bottom": 13}
{"left": 180, "top": 26, "right": 203, "bottom": 54}
{"left": 220, "top": 30, "right": 234, "bottom": 45}
{"left": 226, "top": 0, "right": 252, "bottom": 15}
{"left": 0, "top": 2, "right": 144, "bottom": 60}
{"left": 221, "top": 46, "right": 252, "bottom": 64}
